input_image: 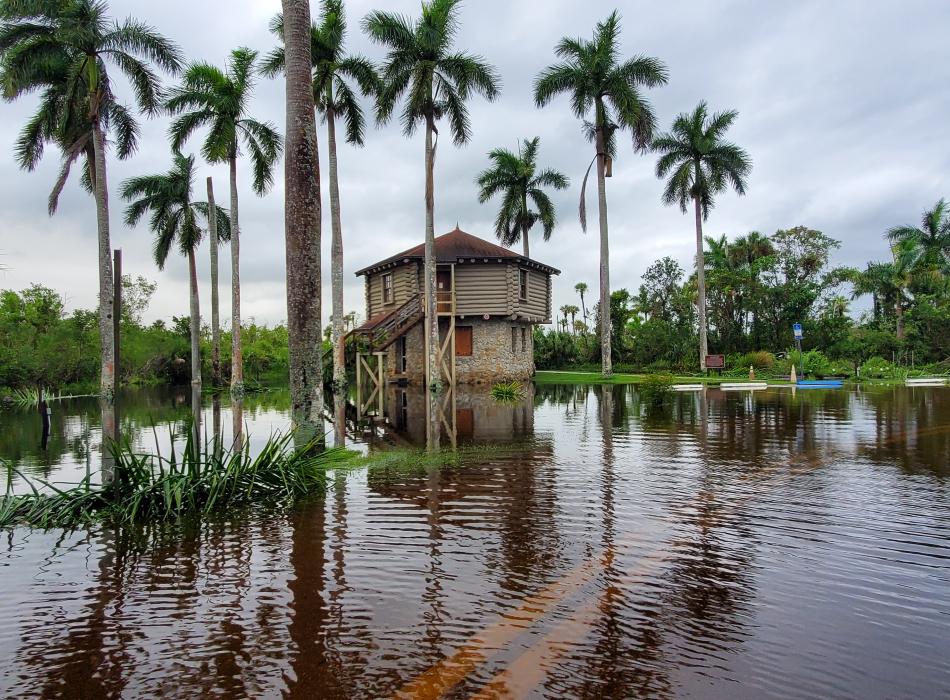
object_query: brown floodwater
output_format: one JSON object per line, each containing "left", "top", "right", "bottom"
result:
{"left": 1, "top": 383, "right": 949, "bottom": 698}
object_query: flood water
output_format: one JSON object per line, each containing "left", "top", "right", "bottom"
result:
{"left": 1, "top": 383, "right": 949, "bottom": 699}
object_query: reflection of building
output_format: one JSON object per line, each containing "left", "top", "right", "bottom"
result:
{"left": 387, "top": 384, "right": 536, "bottom": 446}
{"left": 351, "top": 228, "right": 558, "bottom": 385}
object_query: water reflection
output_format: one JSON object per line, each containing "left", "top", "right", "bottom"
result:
{"left": 2, "top": 385, "right": 950, "bottom": 697}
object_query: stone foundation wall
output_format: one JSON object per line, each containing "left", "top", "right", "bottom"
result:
{"left": 385, "top": 318, "right": 535, "bottom": 385}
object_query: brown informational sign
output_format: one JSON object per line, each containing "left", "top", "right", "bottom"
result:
{"left": 705, "top": 354, "right": 725, "bottom": 369}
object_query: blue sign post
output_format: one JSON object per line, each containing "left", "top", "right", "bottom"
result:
{"left": 793, "top": 323, "right": 803, "bottom": 354}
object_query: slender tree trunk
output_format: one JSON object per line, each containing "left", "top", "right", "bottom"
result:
{"left": 896, "top": 299, "right": 905, "bottom": 340}
{"left": 207, "top": 177, "right": 221, "bottom": 388}
{"left": 327, "top": 104, "right": 346, "bottom": 390}
{"left": 694, "top": 194, "right": 709, "bottom": 370}
{"left": 521, "top": 193, "right": 530, "bottom": 258}
{"left": 229, "top": 153, "right": 243, "bottom": 394}
{"left": 594, "top": 120, "right": 612, "bottom": 377}
{"left": 91, "top": 121, "right": 115, "bottom": 398}
{"left": 424, "top": 112, "right": 439, "bottom": 390}
{"left": 283, "top": 0, "right": 324, "bottom": 442}
{"left": 188, "top": 247, "right": 202, "bottom": 387}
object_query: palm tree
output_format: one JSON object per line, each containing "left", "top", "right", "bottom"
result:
{"left": 166, "top": 48, "right": 282, "bottom": 396}
{"left": 263, "top": 1, "right": 380, "bottom": 390}
{"left": 475, "top": 136, "right": 568, "bottom": 258}
{"left": 851, "top": 240, "right": 917, "bottom": 339}
{"left": 534, "top": 12, "right": 668, "bottom": 378}
{"left": 364, "top": 0, "right": 500, "bottom": 391}
{"left": 120, "top": 152, "right": 230, "bottom": 388}
{"left": 653, "top": 101, "right": 752, "bottom": 371}
{"left": 886, "top": 199, "right": 950, "bottom": 291}
{"left": 563, "top": 304, "right": 580, "bottom": 333}
{"left": 280, "top": 0, "right": 323, "bottom": 438}
{"left": 0, "top": 0, "right": 183, "bottom": 397}
{"left": 575, "top": 282, "right": 589, "bottom": 327}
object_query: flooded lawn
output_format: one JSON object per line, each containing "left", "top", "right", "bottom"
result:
{"left": 1, "top": 384, "right": 949, "bottom": 698}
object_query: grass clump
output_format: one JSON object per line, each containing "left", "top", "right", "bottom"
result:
{"left": 491, "top": 381, "right": 525, "bottom": 401}
{"left": 0, "top": 431, "right": 359, "bottom": 529}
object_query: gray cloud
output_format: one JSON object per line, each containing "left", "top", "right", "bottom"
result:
{"left": 1, "top": 0, "right": 948, "bottom": 327}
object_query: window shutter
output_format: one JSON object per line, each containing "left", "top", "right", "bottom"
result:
{"left": 456, "top": 326, "right": 473, "bottom": 356}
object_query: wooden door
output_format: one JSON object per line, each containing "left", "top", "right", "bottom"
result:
{"left": 436, "top": 269, "right": 452, "bottom": 313}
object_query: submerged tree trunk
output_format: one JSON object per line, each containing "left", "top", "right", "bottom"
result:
{"left": 283, "top": 0, "right": 324, "bottom": 442}
{"left": 594, "top": 120, "right": 612, "bottom": 377}
{"left": 229, "top": 153, "right": 243, "bottom": 395}
{"left": 92, "top": 121, "right": 115, "bottom": 398}
{"left": 424, "top": 113, "right": 439, "bottom": 390}
{"left": 207, "top": 177, "right": 222, "bottom": 388}
{"left": 694, "top": 194, "right": 709, "bottom": 370}
{"left": 327, "top": 104, "right": 346, "bottom": 390}
{"left": 188, "top": 247, "right": 202, "bottom": 388}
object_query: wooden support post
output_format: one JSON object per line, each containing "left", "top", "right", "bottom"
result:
{"left": 113, "top": 249, "right": 121, "bottom": 390}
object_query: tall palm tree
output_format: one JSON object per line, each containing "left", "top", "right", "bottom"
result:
{"left": 534, "top": 12, "right": 667, "bottom": 378}
{"left": 364, "top": 0, "right": 500, "bottom": 391}
{"left": 0, "top": 0, "right": 183, "bottom": 397}
{"left": 166, "top": 48, "right": 282, "bottom": 396}
{"left": 475, "top": 136, "right": 568, "bottom": 258}
{"left": 263, "top": 0, "right": 380, "bottom": 390}
{"left": 653, "top": 101, "right": 751, "bottom": 371}
{"left": 886, "top": 199, "right": 950, "bottom": 291}
{"left": 575, "top": 282, "right": 589, "bottom": 327}
{"left": 281, "top": 0, "right": 324, "bottom": 439}
{"left": 120, "top": 153, "right": 230, "bottom": 388}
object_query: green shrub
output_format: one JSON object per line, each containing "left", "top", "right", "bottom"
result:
{"left": 639, "top": 373, "right": 674, "bottom": 405}
{"left": 860, "top": 356, "right": 906, "bottom": 380}
{"left": 729, "top": 351, "right": 776, "bottom": 371}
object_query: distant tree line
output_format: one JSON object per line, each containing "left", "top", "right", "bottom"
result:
{"left": 538, "top": 205, "right": 950, "bottom": 377}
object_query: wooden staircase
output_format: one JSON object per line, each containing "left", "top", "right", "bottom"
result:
{"left": 351, "top": 293, "right": 424, "bottom": 351}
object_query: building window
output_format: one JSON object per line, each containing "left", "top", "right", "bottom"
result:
{"left": 456, "top": 326, "right": 473, "bottom": 356}
{"left": 519, "top": 269, "right": 528, "bottom": 301}
{"left": 511, "top": 326, "right": 518, "bottom": 353}
{"left": 521, "top": 326, "right": 527, "bottom": 352}
{"left": 382, "top": 273, "right": 394, "bottom": 303}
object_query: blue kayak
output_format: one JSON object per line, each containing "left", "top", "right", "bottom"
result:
{"left": 797, "top": 380, "right": 843, "bottom": 389}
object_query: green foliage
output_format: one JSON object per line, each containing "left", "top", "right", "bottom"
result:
{"left": 476, "top": 136, "right": 569, "bottom": 249}
{"left": 638, "top": 374, "right": 674, "bottom": 405}
{"left": 0, "top": 284, "right": 298, "bottom": 393}
{"left": 0, "top": 433, "right": 358, "bottom": 529}
{"left": 860, "top": 357, "right": 906, "bottom": 380}
{"left": 490, "top": 381, "right": 524, "bottom": 402}
{"left": 729, "top": 351, "right": 776, "bottom": 371}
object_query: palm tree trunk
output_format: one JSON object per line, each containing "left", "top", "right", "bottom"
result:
{"left": 207, "top": 177, "right": 221, "bottom": 388}
{"left": 327, "top": 104, "right": 346, "bottom": 390}
{"left": 188, "top": 247, "right": 201, "bottom": 387}
{"left": 896, "top": 299, "right": 905, "bottom": 340}
{"left": 282, "top": 0, "right": 324, "bottom": 442}
{"left": 424, "top": 112, "right": 439, "bottom": 390}
{"left": 594, "top": 122, "right": 612, "bottom": 377}
{"left": 229, "top": 153, "right": 243, "bottom": 394}
{"left": 694, "top": 195, "right": 709, "bottom": 370}
{"left": 521, "top": 193, "right": 530, "bottom": 258}
{"left": 188, "top": 247, "right": 202, "bottom": 455}
{"left": 91, "top": 120, "right": 115, "bottom": 398}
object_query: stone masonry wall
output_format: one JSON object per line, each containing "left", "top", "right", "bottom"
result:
{"left": 385, "top": 318, "right": 534, "bottom": 385}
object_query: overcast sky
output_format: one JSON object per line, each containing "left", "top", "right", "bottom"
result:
{"left": 2, "top": 0, "right": 949, "bottom": 327}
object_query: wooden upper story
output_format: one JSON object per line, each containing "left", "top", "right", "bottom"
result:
{"left": 355, "top": 228, "right": 559, "bottom": 325}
